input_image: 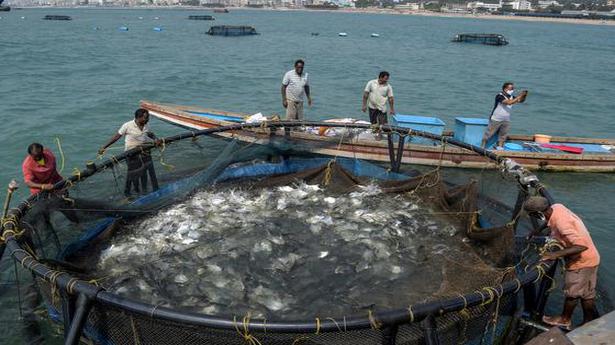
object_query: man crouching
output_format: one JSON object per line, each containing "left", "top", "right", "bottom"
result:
{"left": 524, "top": 196, "right": 600, "bottom": 329}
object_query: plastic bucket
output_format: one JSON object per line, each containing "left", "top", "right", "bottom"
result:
{"left": 534, "top": 134, "right": 552, "bottom": 144}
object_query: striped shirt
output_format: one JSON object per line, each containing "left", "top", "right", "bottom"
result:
{"left": 282, "top": 70, "right": 309, "bottom": 102}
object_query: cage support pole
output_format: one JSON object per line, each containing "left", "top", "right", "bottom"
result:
{"left": 511, "top": 187, "right": 528, "bottom": 233}
{"left": 533, "top": 260, "right": 559, "bottom": 318}
{"left": 386, "top": 133, "right": 405, "bottom": 173}
{"left": 381, "top": 324, "right": 399, "bottom": 345}
{"left": 60, "top": 290, "right": 75, "bottom": 340}
{"left": 394, "top": 134, "right": 405, "bottom": 173}
{"left": 64, "top": 293, "right": 93, "bottom": 345}
{"left": 422, "top": 315, "right": 440, "bottom": 345}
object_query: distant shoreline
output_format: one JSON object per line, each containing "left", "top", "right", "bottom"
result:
{"left": 12, "top": 5, "right": 615, "bottom": 26}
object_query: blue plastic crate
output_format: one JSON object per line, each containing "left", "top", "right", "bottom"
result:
{"left": 392, "top": 115, "right": 445, "bottom": 144}
{"left": 454, "top": 117, "right": 493, "bottom": 148}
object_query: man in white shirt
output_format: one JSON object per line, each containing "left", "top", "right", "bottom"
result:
{"left": 281, "top": 59, "right": 312, "bottom": 120}
{"left": 481, "top": 82, "right": 528, "bottom": 149}
{"left": 362, "top": 71, "right": 395, "bottom": 126}
{"left": 99, "top": 109, "right": 160, "bottom": 196}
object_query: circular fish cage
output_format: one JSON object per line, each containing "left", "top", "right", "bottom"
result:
{"left": 1, "top": 121, "right": 560, "bottom": 345}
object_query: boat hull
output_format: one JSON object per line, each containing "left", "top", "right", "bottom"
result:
{"left": 140, "top": 100, "right": 615, "bottom": 173}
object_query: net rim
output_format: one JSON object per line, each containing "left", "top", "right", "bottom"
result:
{"left": 2, "top": 121, "right": 555, "bottom": 333}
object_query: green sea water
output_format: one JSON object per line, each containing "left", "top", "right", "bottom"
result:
{"left": 0, "top": 7, "right": 614, "bottom": 343}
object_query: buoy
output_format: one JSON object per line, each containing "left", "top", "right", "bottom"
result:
{"left": 138, "top": 16, "right": 144, "bottom": 20}
{"left": 338, "top": 32, "right": 347, "bottom": 37}
{"left": 153, "top": 27, "right": 162, "bottom": 32}
{"left": 21, "top": 16, "right": 25, "bottom": 19}
{"left": 371, "top": 33, "right": 380, "bottom": 38}
{"left": 311, "top": 32, "right": 319, "bottom": 36}
{"left": 93, "top": 26, "right": 100, "bottom": 30}
{"left": 154, "top": 16, "right": 160, "bottom": 20}
{"left": 119, "top": 26, "right": 129, "bottom": 31}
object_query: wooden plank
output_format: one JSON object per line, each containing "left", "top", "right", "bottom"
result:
{"left": 567, "top": 310, "right": 615, "bottom": 345}
{"left": 525, "top": 327, "right": 574, "bottom": 345}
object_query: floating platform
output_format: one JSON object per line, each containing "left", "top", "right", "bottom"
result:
{"left": 188, "top": 15, "right": 215, "bottom": 20}
{"left": 452, "top": 33, "right": 509, "bottom": 46}
{"left": 42, "top": 15, "right": 72, "bottom": 20}
{"left": 206, "top": 25, "right": 258, "bottom": 36}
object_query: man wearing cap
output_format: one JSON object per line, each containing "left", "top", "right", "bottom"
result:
{"left": 524, "top": 196, "right": 600, "bottom": 329}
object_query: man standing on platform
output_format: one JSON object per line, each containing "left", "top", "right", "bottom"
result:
{"left": 99, "top": 109, "right": 160, "bottom": 197}
{"left": 362, "top": 71, "right": 395, "bottom": 126}
{"left": 524, "top": 196, "right": 601, "bottom": 329}
{"left": 282, "top": 59, "right": 312, "bottom": 120}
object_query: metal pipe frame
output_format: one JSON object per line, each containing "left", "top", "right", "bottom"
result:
{"left": 0, "top": 121, "right": 557, "bottom": 338}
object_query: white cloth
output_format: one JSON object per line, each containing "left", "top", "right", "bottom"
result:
{"left": 118, "top": 120, "right": 153, "bottom": 151}
{"left": 364, "top": 79, "right": 394, "bottom": 112}
{"left": 245, "top": 113, "right": 266, "bottom": 123}
{"left": 282, "top": 70, "right": 309, "bottom": 102}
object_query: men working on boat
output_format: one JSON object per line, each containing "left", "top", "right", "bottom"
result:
{"left": 362, "top": 71, "right": 395, "bottom": 126}
{"left": 481, "top": 82, "right": 528, "bottom": 149}
{"left": 98, "top": 109, "right": 160, "bottom": 197}
{"left": 22, "top": 142, "right": 80, "bottom": 225}
{"left": 524, "top": 196, "right": 600, "bottom": 329}
{"left": 281, "top": 59, "right": 312, "bottom": 120}
{"left": 22, "top": 143, "right": 64, "bottom": 195}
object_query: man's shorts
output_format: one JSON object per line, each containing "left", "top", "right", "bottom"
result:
{"left": 564, "top": 266, "right": 598, "bottom": 300}
{"left": 286, "top": 101, "right": 304, "bottom": 120}
{"left": 368, "top": 108, "right": 388, "bottom": 125}
{"left": 483, "top": 120, "right": 510, "bottom": 143}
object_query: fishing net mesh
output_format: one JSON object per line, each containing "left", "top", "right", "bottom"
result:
{"left": 9, "top": 132, "right": 540, "bottom": 344}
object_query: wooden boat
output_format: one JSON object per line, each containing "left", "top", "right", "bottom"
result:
{"left": 140, "top": 100, "right": 615, "bottom": 173}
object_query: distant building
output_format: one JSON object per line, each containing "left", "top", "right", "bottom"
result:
{"left": 507, "top": 0, "right": 531, "bottom": 10}
{"left": 537, "top": 0, "right": 561, "bottom": 8}
{"left": 394, "top": 2, "right": 419, "bottom": 10}
{"left": 467, "top": 1, "right": 502, "bottom": 11}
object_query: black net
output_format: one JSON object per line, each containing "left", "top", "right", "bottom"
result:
{"left": 3, "top": 124, "right": 552, "bottom": 344}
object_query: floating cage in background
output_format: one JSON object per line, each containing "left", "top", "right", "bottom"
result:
{"left": 0, "top": 121, "right": 561, "bottom": 345}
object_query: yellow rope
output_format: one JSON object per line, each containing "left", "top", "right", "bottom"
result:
{"left": 55, "top": 137, "right": 65, "bottom": 174}
{"left": 322, "top": 160, "right": 334, "bottom": 186}
{"left": 130, "top": 317, "right": 142, "bottom": 345}
{"left": 367, "top": 310, "right": 381, "bottom": 330}
{"left": 325, "top": 317, "right": 342, "bottom": 332}
{"left": 71, "top": 167, "right": 81, "bottom": 181}
{"left": 292, "top": 336, "right": 310, "bottom": 345}
{"left": 232, "top": 314, "right": 262, "bottom": 345}
{"left": 156, "top": 139, "right": 175, "bottom": 171}
{"left": 67, "top": 278, "right": 79, "bottom": 295}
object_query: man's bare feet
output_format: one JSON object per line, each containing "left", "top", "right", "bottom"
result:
{"left": 542, "top": 315, "right": 571, "bottom": 330}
